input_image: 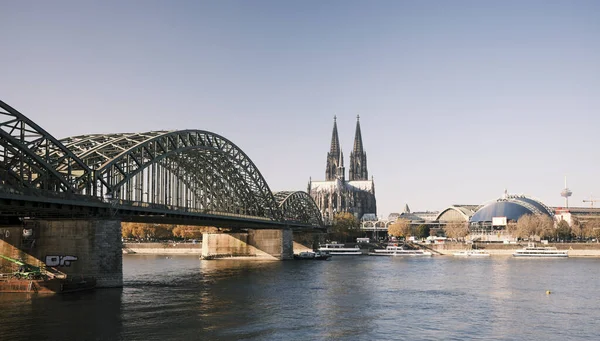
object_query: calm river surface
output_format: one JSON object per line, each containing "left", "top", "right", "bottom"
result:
{"left": 1, "top": 255, "right": 599, "bottom": 340}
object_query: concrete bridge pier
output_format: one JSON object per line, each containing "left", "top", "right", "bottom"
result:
{"left": 0, "top": 219, "right": 123, "bottom": 288}
{"left": 292, "top": 231, "right": 327, "bottom": 252}
{"left": 201, "top": 229, "right": 293, "bottom": 260}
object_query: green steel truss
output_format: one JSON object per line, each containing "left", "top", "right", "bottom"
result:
{"left": 0, "top": 100, "right": 93, "bottom": 194}
{"left": 0, "top": 100, "right": 322, "bottom": 227}
{"left": 274, "top": 191, "right": 323, "bottom": 226}
{"left": 63, "top": 130, "right": 282, "bottom": 220}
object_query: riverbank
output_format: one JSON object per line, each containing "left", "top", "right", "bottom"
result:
{"left": 123, "top": 242, "right": 202, "bottom": 254}
{"left": 429, "top": 242, "right": 600, "bottom": 257}
{"left": 123, "top": 241, "right": 600, "bottom": 257}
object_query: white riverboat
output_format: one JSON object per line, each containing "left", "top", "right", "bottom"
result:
{"left": 318, "top": 242, "right": 363, "bottom": 255}
{"left": 453, "top": 250, "right": 490, "bottom": 257}
{"left": 369, "top": 245, "right": 432, "bottom": 257}
{"left": 513, "top": 243, "right": 568, "bottom": 258}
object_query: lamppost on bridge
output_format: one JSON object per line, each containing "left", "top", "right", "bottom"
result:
{"left": 103, "top": 193, "right": 119, "bottom": 217}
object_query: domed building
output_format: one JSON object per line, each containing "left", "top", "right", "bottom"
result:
{"left": 436, "top": 205, "right": 478, "bottom": 223}
{"left": 470, "top": 191, "right": 554, "bottom": 230}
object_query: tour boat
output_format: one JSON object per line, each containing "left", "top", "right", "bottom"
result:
{"left": 453, "top": 250, "right": 490, "bottom": 257}
{"left": 512, "top": 244, "right": 568, "bottom": 258}
{"left": 369, "top": 245, "right": 432, "bottom": 257}
{"left": 318, "top": 242, "right": 363, "bottom": 255}
{"left": 293, "top": 251, "right": 331, "bottom": 260}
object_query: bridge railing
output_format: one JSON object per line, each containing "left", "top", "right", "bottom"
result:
{"left": 0, "top": 183, "right": 103, "bottom": 204}
{"left": 107, "top": 197, "right": 276, "bottom": 222}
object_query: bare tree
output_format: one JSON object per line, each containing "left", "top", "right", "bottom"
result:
{"left": 443, "top": 221, "right": 469, "bottom": 241}
{"left": 387, "top": 219, "right": 412, "bottom": 238}
{"left": 516, "top": 214, "right": 555, "bottom": 240}
{"left": 331, "top": 212, "right": 360, "bottom": 242}
{"left": 506, "top": 221, "right": 518, "bottom": 238}
{"left": 172, "top": 225, "right": 206, "bottom": 239}
{"left": 583, "top": 219, "right": 600, "bottom": 242}
{"left": 571, "top": 217, "right": 583, "bottom": 240}
{"left": 538, "top": 215, "right": 556, "bottom": 240}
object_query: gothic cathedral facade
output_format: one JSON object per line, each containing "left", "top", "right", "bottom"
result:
{"left": 308, "top": 116, "right": 377, "bottom": 224}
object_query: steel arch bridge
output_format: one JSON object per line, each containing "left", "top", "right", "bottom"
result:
{"left": 274, "top": 191, "right": 323, "bottom": 227}
{"left": 0, "top": 100, "right": 322, "bottom": 228}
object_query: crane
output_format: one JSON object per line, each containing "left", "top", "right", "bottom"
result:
{"left": 583, "top": 195, "right": 599, "bottom": 208}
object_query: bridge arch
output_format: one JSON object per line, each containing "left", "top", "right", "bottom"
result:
{"left": 1, "top": 101, "right": 321, "bottom": 226}
{"left": 274, "top": 191, "right": 323, "bottom": 227}
{"left": 0, "top": 100, "right": 92, "bottom": 193}
{"left": 64, "top": 130, "right": 282, "bottom": 220}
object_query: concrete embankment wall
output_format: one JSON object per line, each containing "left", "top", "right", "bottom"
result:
{"left": 430, "top": 242, "right": 600, "bottom": 257}
{"left": 124, "top": 242, "right": 202, "bottom": 254}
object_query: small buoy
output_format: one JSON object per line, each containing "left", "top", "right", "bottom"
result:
{"left": 546, "top": 290, "right": 551, "bottom": 295}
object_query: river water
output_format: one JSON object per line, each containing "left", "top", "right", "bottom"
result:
{"left": 1, "top": 255, "right": 599, "bottom": 340}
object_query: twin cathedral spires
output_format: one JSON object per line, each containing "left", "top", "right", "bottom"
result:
{"left": 325, "top": 115, "right": 368, "bottom": 182}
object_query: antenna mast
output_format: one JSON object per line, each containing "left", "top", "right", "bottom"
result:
{"left": 560, "top": 176, "right": 573, "bottom": 208}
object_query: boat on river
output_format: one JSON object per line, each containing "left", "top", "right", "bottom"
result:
{"left": 369, "top": 245, "right": 432, "bottom": 257}
{"left": 512, "top": 243, "right": 568, "bottom": 258}
{"left": 453, "top": 250, "right": 490, "bottom": 257}
{"left": 293, "top": 251, "right": 331, "bottom": 260}
{"left": 318, "top": 242, "right": 363, "bottom": 255}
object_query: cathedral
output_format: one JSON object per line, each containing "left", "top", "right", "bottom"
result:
{"left": 308, "top": 116, "right": 377, "bottom": 224}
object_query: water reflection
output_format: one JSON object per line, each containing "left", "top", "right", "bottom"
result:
{"left": 1, "top": 255, "right": 599, "bottom": 340}
{"left": 0, "top": 289, "right": 122, "bottom": 340}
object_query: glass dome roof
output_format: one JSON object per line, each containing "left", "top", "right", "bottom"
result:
{"left": 470, "top": 195, "right": 553, "bottom": 223}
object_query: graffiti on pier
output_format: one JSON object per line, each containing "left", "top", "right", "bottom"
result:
{"left": 45, "top": 255, "right": 78, "bottom": 267}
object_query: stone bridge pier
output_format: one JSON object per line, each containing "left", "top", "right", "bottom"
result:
{"left": 201, "top": 229, "right": 294, "bottom": 260}
{"left": 0, "top": 219, "right": 123, "bottom": 288}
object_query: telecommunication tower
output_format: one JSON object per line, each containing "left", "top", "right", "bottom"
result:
{"left": 560, "top": 176, "right": 573, "bottom": 208}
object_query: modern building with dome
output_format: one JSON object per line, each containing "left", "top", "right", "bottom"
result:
{"left": 469, "top": 191, "right": 554, "bottom": 230}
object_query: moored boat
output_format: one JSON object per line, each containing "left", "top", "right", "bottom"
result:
{"left": 453, "top": 250, "right": 490, "bottom": 257}
{"left": 369, "top": 245, "right": 432, "bottom": 257}
{"left": 513, "top": 243, "right": 568, "bottom": 258}
{"left": 318, "top": 242, "right": 363, "bottom": 255}
{"left": 293, "top": 251, "right": 331, "bottom": 260}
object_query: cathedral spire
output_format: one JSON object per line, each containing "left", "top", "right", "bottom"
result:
{"left": 330, "top": 115, "right": 340, "bottom": 155}
{"left": 337, "top": 149, "right": 345, "bottom": 181}
{"left": 352, "top": 115, "right": 364, "bottom": 154}
{"left": 349, "top": 115, "right": 368, "bottom": 181}
{"left": 325, "top": 116, "right": 341, "bottom": 180}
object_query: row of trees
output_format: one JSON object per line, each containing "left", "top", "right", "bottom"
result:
{"left": 505, "top": 214, "right": 600, "bottom": 241}
{"left": 329, "top": 212, "right": 361, "bottom": 242}
{"left": 560, "top": 217, "right": 600, "bottom": 241}
{"left": 387, "top": 219, "right": 431, "bottom": 239}
{"left": 381, "top": 214, "right": 600, "bottom": 242}
{"left": 121, "top": 223, "right": 215, "bottom": 240}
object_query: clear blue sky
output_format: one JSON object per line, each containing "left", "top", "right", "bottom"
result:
{"left": 2, "top": 1, "right": 599, "bottom": 217}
